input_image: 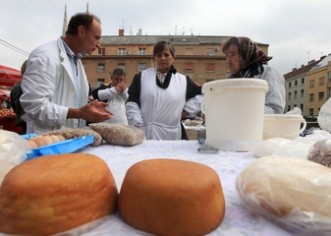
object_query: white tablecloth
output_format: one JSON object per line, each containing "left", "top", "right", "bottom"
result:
{"left": 77, "top": 140, "right": 294, "bottom": 236}
{"left": 0, "top": 140, "right": 295, "bottom": 236}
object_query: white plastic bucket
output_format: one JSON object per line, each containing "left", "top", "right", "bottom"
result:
{"left": 202, "top": 79, "right": 268, "bottom": 151}
{"left": 263, "top": 114, "right": 307, "bottom": 140}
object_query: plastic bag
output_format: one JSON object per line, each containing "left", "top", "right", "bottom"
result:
{"left": 254, "top": 129, "right": 331, "bottom": 158}
{"left": 0, "top": 130, "right": 29, "bottom": 185}
{"left": 285, "top": 107, "right": 302, "bottom": 115}
{"left": 318, "top": 97, "right": 331, "bottom": 132}
{"left": 236, "top": 156, "right": 331, "bottom": 236}
{"left": 307, "top": 138, "right": 331, "bottom": 167}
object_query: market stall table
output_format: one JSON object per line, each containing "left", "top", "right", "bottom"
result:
{"left": 66, "top": 140, "right": 293, "bottom": 236}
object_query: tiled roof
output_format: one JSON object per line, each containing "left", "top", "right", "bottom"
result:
{"left": 284, "top": 56, "right": 326, "bottom": 80}
{"left": 101, "top": 35, "right": 268, "bottom": 46}
{"left": 311, "top": 54, "right": 331, "bottom": 70}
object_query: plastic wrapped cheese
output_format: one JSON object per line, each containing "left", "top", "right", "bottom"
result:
{"left": 236, "top": 156, "right": 331, "bottom": 236}
{"left": 307, "top": 138, "right": 331, "bottom": 167}
{"left": 0, "top": 130, "right": 29, "bottom": 185}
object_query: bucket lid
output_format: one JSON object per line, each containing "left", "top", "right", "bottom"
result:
{"left": 202, "top": 78, "right": 268, "bottom": 94}
{"left": 264, "top": 114, "right": 304, "bottom": 120}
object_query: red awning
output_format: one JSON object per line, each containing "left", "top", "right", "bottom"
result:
{"left": 0, "top": 89, "right": 10, "bottom": 97}
{"left": 0, "top": 64, "right": 21, "bottom": 87}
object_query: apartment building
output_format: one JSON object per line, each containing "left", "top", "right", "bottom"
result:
{"left": 60, "top": 5, "right": 270, "bottom": 90}
{"left": 284, "top": 57, "right": 325, "bottom": 114}
{"left": 81, "top": 31, "right": 270, "bottom": 89}
{"left": 306, "top": 55, "right": 331, "bottom": 116}
{"left": 284, "top": 54, "right": 331, "bottom": 117}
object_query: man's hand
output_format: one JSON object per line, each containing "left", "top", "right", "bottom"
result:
{"left": 68, "top": 100, "right": 112, "bottom": 123}
{"left": 115, "top": 82, "right": 127, "bottom": 93}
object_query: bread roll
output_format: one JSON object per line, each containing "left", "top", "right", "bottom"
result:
{"left": 236, "top": 156, "right": 331, "bottom": 235}
{"left": 0, "top": 153, "right": 118, "bottom": 236}
{"left": 27, "top": 135, "right": 65, "bottom": 148}
{"left": 43, "top": 128, "right": 103, "bottom": 146}
{"left": 119, "top": 158, "right": 225, "bottom": 236}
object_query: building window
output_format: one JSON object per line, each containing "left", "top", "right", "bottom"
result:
{"left": 300, "top": 104, "right": 304, "bottom": 112}
{"left": 138, "top": 48, "right": 146, "bottom": 55}
{"left": 319, "top": 77, "right": 325, "bottom": 86}
{"left": 309, "top": 93, "right": 314, "bottom": 102}
{"left": 294, "top": 90, "right": 297, "bottom": 99}
{"left": 309, "top": 108, "right": 314, "bottom": 116}
{"left": 319, "top": 91, "right": 324, "bottom": 101}
{"left": 117, "top": 63, "right": 126, "bottom": 72}
{"left": 301, "top": 89, "right": 304, "bottom": 98}
{"left": 301, "top": 78, "right": 304, "bottom": 84}
{"left": 118, "top": 48, "right": 126, "bottom": 55}
{"left": 98, "top": 48, "right": 105, "bottom": 55}
{"left": 97, "top": 78, "right": 105, "bottom": 86}
{"left": 287, "top": 105, "right": 291, "bottom": 112}
{"left": 184, "top": 63, "right": 193, "bottom": 73}
{"left": 288, "top": 92, "right": 291, "bottom": 100}
{"left": 96, "top": 63, "right": 105, "bottom": 72}
{"left": 289, "top": 82, "right": 291, "bottom": 88}
{"left": 294, "top": 80, "right": 298, "bottom": 86}
{"left": 137, "top": 63, "right": 146, "bottom": 72}
{"left": 310, "top": 80, "right": 315, "bottom": 88}
{"left": 206, "top": 63, "right": 215, "bottom": 72}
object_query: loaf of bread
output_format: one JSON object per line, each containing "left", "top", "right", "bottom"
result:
{"left": 0, "top": 153, "right": 118, "bottom": 236}
{"left": 119, "top": 158, "right": 225, "bottom": 236}
{"left": 89, "top": 123, "right": 144, "bottom": 146}
{"left": 236, "top": 156, "right": 331, "bottom": 235}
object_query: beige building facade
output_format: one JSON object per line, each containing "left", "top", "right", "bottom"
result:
{"left": 284, "top": 58, "right": 325, "bottom": 114}
{"left": 284, "top": 54, "right": 331, "bottom": 118}
{"left": 306, "top": 56, "right": 331, "bottom": 116}
{"left": 82, "top": 33, "right": 269, "bottom": 89}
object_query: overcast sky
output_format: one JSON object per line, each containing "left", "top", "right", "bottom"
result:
{"left": 0, "top": 0, "right": 330, "bottom": 75}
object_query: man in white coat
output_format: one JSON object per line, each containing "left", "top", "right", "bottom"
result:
{"left": 95, "top": 68, "right": 129, "bottom": 124}
{"left": 20, "top": 12, "right": 112, "bottom": 134}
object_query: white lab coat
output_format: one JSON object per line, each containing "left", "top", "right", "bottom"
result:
{"left": 251, "top": 65, "right": 286, "bottom": 114}
{"left": 98, "top": 87, "right": 129, "bottom": 124}
{"left": 20, "top": 38, "right": 89, "bottom": 134}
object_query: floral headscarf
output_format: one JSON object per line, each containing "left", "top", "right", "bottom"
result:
{"left": 223, "top": 36, "right": 271, "bottom": 78}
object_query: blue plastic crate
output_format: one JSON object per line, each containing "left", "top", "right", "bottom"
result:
{"left": 23, "top": 134, "right": 94, "bottom": 161}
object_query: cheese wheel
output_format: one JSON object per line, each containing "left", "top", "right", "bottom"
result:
{"left": 236, "top": 156, "right": 331, "bottom": 234}
{"left": 119, "top": 158, "right": 225, "bottom": 236}
{"left": 0, "top": 153, "right": 118, "bottom": 236}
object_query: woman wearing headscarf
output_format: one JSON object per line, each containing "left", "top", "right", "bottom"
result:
{"left": 222, "top": 36, "right": 285, "bottom": 114}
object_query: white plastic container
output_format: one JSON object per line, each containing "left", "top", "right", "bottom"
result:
{"left": 263, "top": 114, "right": 307, "bottom": 140}
{"left": 202, "top": 79, "right": 268, "bottom": 151}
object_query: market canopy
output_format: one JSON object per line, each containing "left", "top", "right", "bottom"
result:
{"left": 0, "top": 64, "right": 21, "bottom": 87}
